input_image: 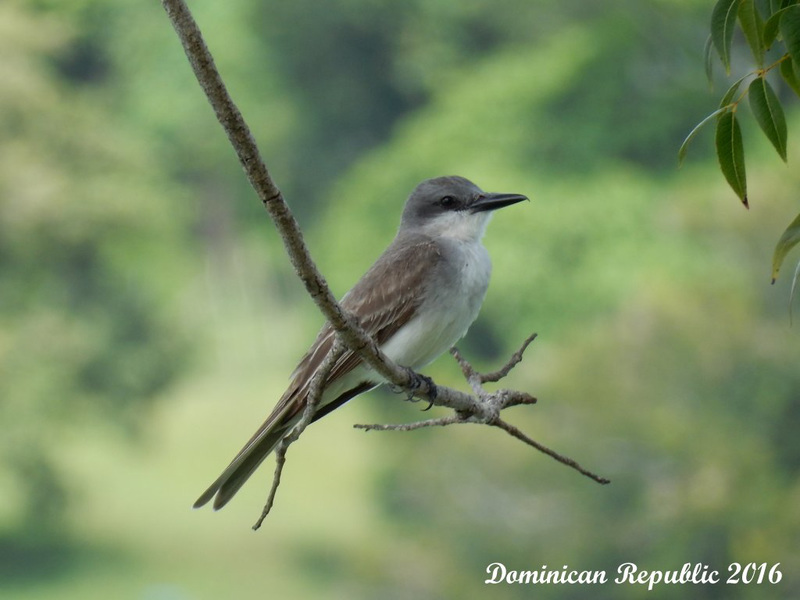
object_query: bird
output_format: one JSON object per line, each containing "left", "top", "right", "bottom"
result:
{"left": 194, "top": 175, "right": 527, "bottom": 510}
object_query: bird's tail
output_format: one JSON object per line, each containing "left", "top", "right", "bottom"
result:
{"left": 193, "top": 422, "right": 292, "bottom": 510}
{"left": 193, "top": 387, "right": 304, "bottom": 511}
{"left": 194, "top": 380, "right": 375, "bottom": 511}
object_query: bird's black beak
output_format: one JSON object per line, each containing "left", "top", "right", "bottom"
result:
{"left": 470, "top": 192, "right": 528, "bottom": 213}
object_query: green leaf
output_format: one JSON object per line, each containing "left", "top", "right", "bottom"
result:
{"left": 771, "top": 211, "right": 800, "bottom": 282}
{"left": 767, "top": 0, "right": 784, "bottom": 15}
{"left": 704, "top": 34, "right": 715, "bottom": 83}
{"left": 766, "top": 4, "right": 800, "bottom": 51}
{"left": 790, "top": 259, "right": 800, "bottom": 323}
{"left": 678, "top": 107, "right": 728, "bottom": 165}
{"left": 780, "top": 5, "right": 800, "bottom": 65}
{"left": 763, "top": 7, "right": 789, "bottom": 47}
{"left": 755, "top": 0, "right": 782, "bottom": 18}
{"left": 719, "top": 75, "right": 748, "bottom": 107}
{"left": 748, "top": 77, "right": 788, "bottom": 160}
{"left": 712, "top": 0, "right": 743, "bottom": 73}
{"left": 715, "top": 111, "right": 748, "bottom": 207}
{"left": 772, "top": 0, "right": 791, "bottom": 15}
{"left": 780, "top": 55, "right": 800, "bottom": 94}
{"left": 739, "top": 0, "right": 765, "bottom": 63}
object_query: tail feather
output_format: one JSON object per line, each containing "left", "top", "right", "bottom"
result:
{"left": 194, "top": 381, "right": 377, "bottom": 510}
{"left": 204, "top": 426, "right": 289, "bottom": 510}
{"left": 193, "top": 392, "right": 300, "bottom": 510}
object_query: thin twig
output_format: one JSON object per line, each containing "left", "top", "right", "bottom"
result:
{"left": 492, "top": 419, "right": 611, "bottom": 485}
{"left": 252, "top": 341, "right": 345, "bottom": 530}
{"left": 360, "top": 337, "right": 607, "bottom": 487}
{"left": 252, "top": 443, "right": 287, "bottom": 530}
{"left": 450, "top": 346, "right": 478, "bottom": 380}
{"left": 354, "top": 414, "right": 465, "bottom": 432}
{"left": 493, "top": 390, "right": 538, "bottom": 408}
{"left": 449, "top": 347, "right": 482, "bottom": 395}
{"left": 479, "top": 332, "right": 538, "bottom": 383}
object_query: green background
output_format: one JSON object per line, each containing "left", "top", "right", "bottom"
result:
{"left": 1, "top": 0, "right": 798, "bottom": 598}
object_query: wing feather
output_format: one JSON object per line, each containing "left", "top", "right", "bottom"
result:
{"left": 195, "top": 234, "right": 443, "bottom": 509}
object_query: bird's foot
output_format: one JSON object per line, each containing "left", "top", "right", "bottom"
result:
{"left": 404, "top": 369, "right": 437, "bottom": 411}
{"left": 389, "top": 369, "right": 437, "bottom": 409}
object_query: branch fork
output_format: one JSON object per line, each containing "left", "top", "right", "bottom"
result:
{"left": 353, "top": 333, "right": 609, "bottom": 489}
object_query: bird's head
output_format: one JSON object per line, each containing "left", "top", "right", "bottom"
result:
{"left": 400, "top": 176, "right": 528, "bottom": 242}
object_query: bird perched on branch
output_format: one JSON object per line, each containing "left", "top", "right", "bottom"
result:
{"left": 194, "top": 175, "right": 527, "bottom": 510}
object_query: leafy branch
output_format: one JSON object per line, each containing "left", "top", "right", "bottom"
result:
{"left": 681, "top": 0, "right": 800, "bottom": 294}
{"left": 159, "top": 0, "right": 609, "bottom": 526}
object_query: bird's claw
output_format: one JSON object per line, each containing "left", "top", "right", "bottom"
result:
{"left": 391, "top": 369, "right": 437, "bottom": 410}
{"left": 410, "top": 370, "right": 437, "bottom": 410}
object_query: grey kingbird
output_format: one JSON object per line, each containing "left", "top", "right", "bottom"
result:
{"left": 194, "top": 175, "right": 527, "bottom": 510}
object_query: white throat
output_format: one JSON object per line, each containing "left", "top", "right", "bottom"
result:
{"left": 419, "top": 210, "right": 493, "bottom": 243}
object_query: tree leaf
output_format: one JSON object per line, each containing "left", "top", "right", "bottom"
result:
{"left": 715, "top": 111, "right": 748, "bottom": 206}
{"left": 754, "top": 0, "right": 770, "bottom": 18}
{"left": 771, "top": 211, "right": 800, "bottom": 282}
{"left": 790, "top": 259, "right": 800, "bottom": 323}
{"left": 780, "top": 5, "right": 800, "bottom": 66}
{"left": 719, "top": 75, "right": 749, "bottom": 107}
{"left": 780, "top": 55, "right": 800, "bottom": 95}
{"left": 704, "top": 34, "right": 715, "bottom": 83}
{"left": 755, "top": 0, "right": 781, "bottom": 18}
{"left": 712, "top": 0, "right": 743, "bottom": 73}
{"left": 748, "top": 77, "right": 788, "bottom": 160}
{"left": 679, "top": 107, "right": 728, "bottom": 165}
{"left": 739, "top": 0, "right": 765, "bottom": 63}
{"left": 763, "top": 6, "right": 789, "bottom": 47}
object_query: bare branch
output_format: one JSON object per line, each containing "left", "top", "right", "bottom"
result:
{"left": 492, "top": 419, "right": 611, "bottom": 485}
{"left": 478, "top": 332, "right": 539, "bottom": 383}
{"left": 450, "top": 332, "right": 538, "bottom": 388}
{"left": 358, "top": 337, "right": 608, "bottom": 487}
{"left": 252, "top": 341, "right": 346, "bottom": 530}
{"left": 354, "top": 414, "right": 465, "bottom": 432}
{"left": 356, "top": 411, "right": 608, "bottom": 486}
{"left": 252, "top": 442, "right": 286, "bottom": 531}
{"left": 160, "top": 0, "right": 608, "bottom": 522}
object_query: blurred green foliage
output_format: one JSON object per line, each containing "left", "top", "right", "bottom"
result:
{"left": 0, "top": 2, "right": 192, "bottom": 539}
{"left": 1, "top": 0, "right": 799, "bottom": 599}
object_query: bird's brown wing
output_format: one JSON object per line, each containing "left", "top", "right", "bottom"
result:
{"left": 194, "top": 235, "right": 442, "bottom": 509}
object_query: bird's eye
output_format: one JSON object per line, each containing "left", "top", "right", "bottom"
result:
{"left": 440, "top": 195, "right": 457, "bottom": 208}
